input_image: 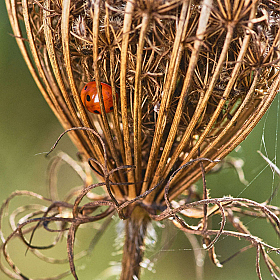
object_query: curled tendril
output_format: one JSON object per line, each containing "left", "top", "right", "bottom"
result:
{"left": 1, "top": 128, "right": 280, "bottom": 280}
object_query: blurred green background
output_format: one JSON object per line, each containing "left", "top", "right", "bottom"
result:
{"left": 1, "top": 2, "right": 280, "bottom": 279}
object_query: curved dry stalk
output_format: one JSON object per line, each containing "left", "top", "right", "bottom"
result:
{"left": 119, "top": 0, "right": 136, "bottom": 199}
{"left": 133, "top": 12, "right": 150, "bottom": 191}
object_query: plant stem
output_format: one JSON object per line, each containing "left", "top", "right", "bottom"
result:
{"left": 120, "top": 206, "right": 150, "bottom": 280}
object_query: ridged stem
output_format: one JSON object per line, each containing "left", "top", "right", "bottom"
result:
{"left": 120, "top": 207, "right": 150, "bottom": 280}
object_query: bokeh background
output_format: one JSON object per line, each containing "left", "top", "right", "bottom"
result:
{"left": 1, "top": 2, "right": 280, "bottom": 279}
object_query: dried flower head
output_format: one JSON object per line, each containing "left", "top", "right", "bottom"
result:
{"left": 3, "top": 0, "right": 280, "bottom": 279}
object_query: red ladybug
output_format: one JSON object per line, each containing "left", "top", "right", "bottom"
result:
{"left": 80, "top": 81, "right": 117, "bottom": 114}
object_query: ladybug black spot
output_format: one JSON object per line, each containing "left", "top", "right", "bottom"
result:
{"left": 110, "top": 106, "right": 113, "bottom": 111}
{"left": 84, "top": 86, "right": 88, "bottom": 90}
{"left": 94, "top": 110, "right": 100, "bottom": 114}
{"left": 86, "top": 95, "right": 91, "bottom": 101}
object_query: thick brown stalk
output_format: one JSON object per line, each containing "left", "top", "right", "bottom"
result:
{"left": 120, "top": 206, "right": 150, "bottom": 280}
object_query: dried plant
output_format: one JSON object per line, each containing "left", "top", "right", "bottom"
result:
{"left": 3, "top": 0, "right": 280, "bottom": 279}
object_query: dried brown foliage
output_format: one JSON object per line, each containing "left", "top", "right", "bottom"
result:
{"left": 3, "top": 0, "right": 280, "bottom": 279}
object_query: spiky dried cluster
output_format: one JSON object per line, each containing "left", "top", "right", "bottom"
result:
{"left": 10, "top": 0, "right": 280, "bottom": 202}
{"left": 3, "top": 0, "right": 280, "bottom": 279}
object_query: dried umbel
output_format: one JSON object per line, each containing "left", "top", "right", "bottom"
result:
{"left": 3, "top": 0, "right": 280, "bottom": 279}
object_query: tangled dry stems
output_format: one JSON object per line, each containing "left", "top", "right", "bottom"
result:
{"left": 0, "top": 128, "right": 280, "bottom": 280}
{"left": 4, "top": 0, "right": 280, "bottom": 279}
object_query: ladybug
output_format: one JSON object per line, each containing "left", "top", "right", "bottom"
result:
{"left": 80, "top": 81, "right": 117, "bottom": 114}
